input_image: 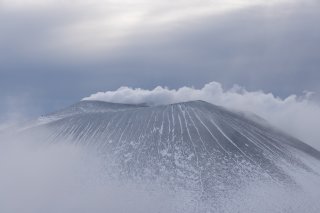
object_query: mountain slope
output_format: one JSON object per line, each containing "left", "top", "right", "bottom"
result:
{"left": 21, "top": 100, "right": 320, "bottom": 196}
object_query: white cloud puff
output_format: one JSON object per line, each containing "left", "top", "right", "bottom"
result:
{"left": 83, "top": 82, "right": 320, "bottom": 150}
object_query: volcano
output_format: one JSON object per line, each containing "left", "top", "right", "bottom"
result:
{"left": 18, "top": 100, "right": 320, "bottom": 198}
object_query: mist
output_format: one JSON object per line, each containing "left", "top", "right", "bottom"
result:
{"left": 0, "top": 132, "right": 188, "bottom": 213}
{"left": 1, "top": 127, "right": 320, "bottom": 213}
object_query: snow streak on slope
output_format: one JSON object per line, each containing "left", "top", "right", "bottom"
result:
{"left": 18, "top": 100, "right": 320, "bottom": 201}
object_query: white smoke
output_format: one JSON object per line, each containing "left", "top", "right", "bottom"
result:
{"left": 83, "top": 81, "right": 320, "bottom": 150}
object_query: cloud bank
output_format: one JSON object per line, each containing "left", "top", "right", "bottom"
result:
{"left": 84, "top": 82, "right": 320, "bottom": 150}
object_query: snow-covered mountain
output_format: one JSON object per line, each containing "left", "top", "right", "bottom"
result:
{"left": 19, "top": 100, "right": 320, "bottom": 198}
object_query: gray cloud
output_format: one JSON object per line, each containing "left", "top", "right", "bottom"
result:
{"left": 112, "top": 0, "right": 320, "bottom": 95}
{"left": 0, "top": 0, "right": 319, "bottom": 118}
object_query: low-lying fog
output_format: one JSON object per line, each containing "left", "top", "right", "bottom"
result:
{"left": 1, "top": 128, "right": 320, "bottom": 213}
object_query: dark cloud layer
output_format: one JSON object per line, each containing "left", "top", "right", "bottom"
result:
{"left": 1, "top": 0, "right": 320, "bottom": 118}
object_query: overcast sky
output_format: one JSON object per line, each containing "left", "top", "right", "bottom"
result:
{"left": 1, "top": 0, "right": 320, "bottom": 118}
